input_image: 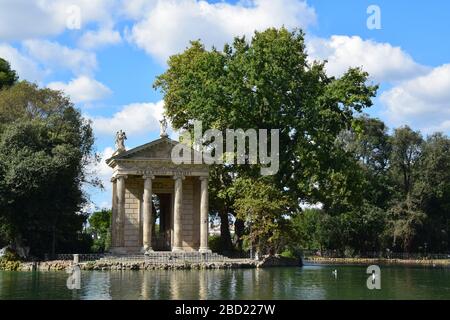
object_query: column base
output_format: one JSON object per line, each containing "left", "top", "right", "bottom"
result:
{"left": 172, "top": 247, "right": 184, "bottom": 252}
{"left": 199, "top": 248, "right": 212, "bottom": 253}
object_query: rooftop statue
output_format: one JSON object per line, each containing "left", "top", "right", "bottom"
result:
{"left": 160, "top": 116, "right": 168, "bottom": 138}
{"left": 115, "top": 130, "right": 127, "bottom": 152}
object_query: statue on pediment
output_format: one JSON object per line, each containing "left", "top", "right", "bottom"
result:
{"left": 160, "top": 116, "right": 168, "bottom": 137}
{"left": 115, "top": 130, "right": 127, "bottom": 152}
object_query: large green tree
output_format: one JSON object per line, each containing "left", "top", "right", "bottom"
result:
{"left": 154, "top": 28, "right": 378, "bottom": 251}
{"left": 0, "top": 80, "right": 97, "bottom": 257}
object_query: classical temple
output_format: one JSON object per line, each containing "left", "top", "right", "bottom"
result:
{"left": 106, "top": 124, "right": 211, "bottom": 254}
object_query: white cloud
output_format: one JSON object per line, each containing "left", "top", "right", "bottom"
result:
{"left": 128, "top": 0, "right": 316, "bottom": 62}
{"left": 307, "top": 35, "right": 429, "bottom": 83}
{"left": 0, "top": 43, "right": 46, "bottom": 83}
{"left": 23, "top": 40, "right": 97, "bottom": 76}
{"left": 91, "top": 101, "right": 165, "bottom": 136}
{"left": 0, "top": 0, "right": 116, "bottom": 41}
{"left": 47, "top": 76, "right": 112, "bottom": 103}
{"left": 121, "top": 0, "right": 158, "bottom": 20}
{"left": 78, "top": 27, "right": 122, "bottom": 49}
{"left": 85, "top": 146, "right": 114, "bottom": 209}
{"left": 380, "top": 64, "right": 450, "bottom": 133}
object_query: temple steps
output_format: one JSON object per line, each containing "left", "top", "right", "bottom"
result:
{"left": 98, "top": 251, "right": 241, "bottom": 263}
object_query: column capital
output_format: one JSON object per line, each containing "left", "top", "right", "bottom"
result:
{"left": 143, "top": 174, "right": 155, "bottom": 180}
{"left": 199, "top": 176, "right": 209, "bottom": 182}
{"left": 112, "top": 174, "right": 128, "bottom": 182}
{"left": 173, "top": 174, "right": 186, "bottom": 181}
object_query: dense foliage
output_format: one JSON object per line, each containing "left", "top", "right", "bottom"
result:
{"left": 291, "top": 120, "right": 450, "bottom": 254}
{"left": 87, "top": 209, "right": 112, "bottom": 253}
{"left": 0, "top": 77, "right": 97, "bottom": 257}
{"left": 155, "top": 27, "right": 378, "bottom": 254}
{"left": 156, "top": 27, "right": 450, "bottom": 255}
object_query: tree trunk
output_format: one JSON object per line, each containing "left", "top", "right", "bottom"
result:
{"left": 234, "top": 218, "right": 245, "bottom": 251}
{"left": 219, "top": 209, "right": 233, "bottom": 253}
{"left": 51, "top": 225, "right": 56, "bottom": 259}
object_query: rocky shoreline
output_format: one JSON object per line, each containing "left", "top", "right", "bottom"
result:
{"left": 1, "top": 255, "right": 301, "bottom": 272}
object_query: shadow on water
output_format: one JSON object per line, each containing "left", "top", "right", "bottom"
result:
{"left": 0, "top": 265, "right": 449, "bottom": 300}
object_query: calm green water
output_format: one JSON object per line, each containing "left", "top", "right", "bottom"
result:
{"left": 0, "top": 264, "right": 449, "bottom": 300}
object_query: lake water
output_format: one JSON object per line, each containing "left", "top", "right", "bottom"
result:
{"left": 0, "top": 264, "right": 449, "bottom": 300}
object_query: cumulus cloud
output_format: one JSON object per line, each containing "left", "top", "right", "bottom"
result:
{"left": 78, "top": 27, "right": 122, "bottom": 49}
{"left": 127, "top": 0, "right": 317, "bottom": 62}
{"left": 0, "top": 0, "right": 116, "bottom": 41}
{"left": 307, "top": 35, "right": 429, "bottom": 83}
{"left": 380, "top": 64, "right": 450, "bottom": 133}
{"left": 91, "top": 101, "right": 165, "bottom": 136}
{"left": 0, "top": 43, "right": 46, "bottom": 83}
{"left": 47, "top": 76, "right": 112, "bottom": 103}
{"left": 23, "top": 40, "right": 97, "bottom": 76}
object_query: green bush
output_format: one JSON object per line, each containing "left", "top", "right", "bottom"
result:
{"left": 280, "top": 248, "right": 302, "bottom": 259}
{"left": 208, "top": 235, "right": 222, "bottom": 253}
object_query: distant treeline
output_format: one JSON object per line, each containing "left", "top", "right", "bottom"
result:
{"left": 289, "top": 117, "right": 450, "bottom": 255}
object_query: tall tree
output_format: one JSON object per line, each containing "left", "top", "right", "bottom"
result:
{"left": 414, "top": 133, "right": 450, "bottom": 251}
{"left": 0, "top": 81, "right": 97, "bottom": 257}
{"left": 390, "top": 126, "right": 423, "bottom": 197}
{"left": 338, "top": 115, "right": 393, "bottom": 209}
{"left": 154, "top": 28, "right": 377, "bottom": 250}
{"left": 387, "top": 126, "right": 425, "bottom": 252}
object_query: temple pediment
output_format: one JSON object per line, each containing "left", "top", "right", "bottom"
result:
{"left": 108, "top": 137, "right": 178, "bottom": 162}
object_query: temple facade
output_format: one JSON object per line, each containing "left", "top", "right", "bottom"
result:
{"left": 106, "top": 132, "right": 210, "bottom": 254}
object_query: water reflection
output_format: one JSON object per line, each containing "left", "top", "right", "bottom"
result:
{"left": 82, "top": 271, "right": 111, "bottom": 300}
{"left": 0, "top": 265, "right": 449, "bottom": 300}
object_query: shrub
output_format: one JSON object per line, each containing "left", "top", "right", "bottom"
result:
{"left": 208, "top": 235, "right": 222, "bottom": 253}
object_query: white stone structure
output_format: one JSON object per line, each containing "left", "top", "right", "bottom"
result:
{"left": 106, "top": 133, "right": 210, "bottom": 254}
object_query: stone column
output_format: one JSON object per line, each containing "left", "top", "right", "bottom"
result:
{"left": 116, "top": 175, "right": 127, "bottom": 247}
{"left": 199, "top": 176, "right": 211, "bottom": 253}
{"left": 111, "top": 178, "right": 118, "bottom": 247}
{"left": 172, "top": 174, "right": 184, "bottom": 252}
{"left": 142, "top": 175, "right": 155, "bottom": 253}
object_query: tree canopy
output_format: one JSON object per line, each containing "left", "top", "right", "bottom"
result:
{"left": 0, "top": 78, "right": 97, "bottom": 257}
{"left": 155, "top": 28, "right": 378, "bottom": 254}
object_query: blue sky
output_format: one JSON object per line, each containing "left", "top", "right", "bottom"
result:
{"left": 1, "top": 0, "right": 449, "bottom": 210}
